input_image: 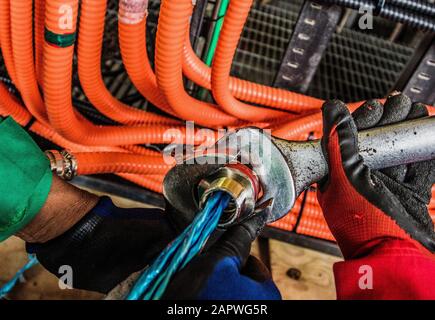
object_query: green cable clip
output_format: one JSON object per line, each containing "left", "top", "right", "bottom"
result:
{"left": 44, "top": 27, "right": 76, "bottom": 48}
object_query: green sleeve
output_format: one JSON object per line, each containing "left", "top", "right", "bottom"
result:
{"left": 0, "top": 117, "right": 53, "bottom": 241}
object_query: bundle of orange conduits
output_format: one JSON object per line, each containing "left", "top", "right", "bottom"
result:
{"left": 0, "top": 0, "right": 433, "bottom": 241}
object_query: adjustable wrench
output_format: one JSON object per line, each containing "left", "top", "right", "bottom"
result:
{"left": 163, "top": 116, "right": 435, "bottom": 227}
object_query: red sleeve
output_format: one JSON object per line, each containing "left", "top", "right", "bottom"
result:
{"left": 333, "top": 239, "right": 435, "bottom": 300}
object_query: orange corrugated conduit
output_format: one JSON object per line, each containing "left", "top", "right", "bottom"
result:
{"left": 0, "top": 0, "right": 17, "bottom": 84}
{"left": 0, "top": 82, "right": 32, "bottom": 125}
{"left": 118, "top": 13, "right": 177, "bottom": 117}
{"left": 210, "top": 0, "right": 320, "bottom": 121}
{"left": 43, "top": 0, "right": 213, "bottom": 147}
{"left": 74, "top": 152, "right": 172, "bottom": 175}
{"left": 10, "top": 0, "right": 49, "bottom": 125}
{"left": 182, "top": 29, "right": 325, "bottom": 113}
{"left": 35, "top": 0, "right": 45, "bottom": 88}
{"left": 122, "top": 144, "right": 164, "bottom": 157}
{"left": 154, "top": 0, "right": 241, "bottom": 127}
{"left": 155, "top": 0, "right": 293, "bottom": 126}
{"left": 0, "top": 81, "right": 167, "bottom": 191}
{"left": 77, "top": 0, "right": 178, "bottom": 125}
{"left": 0, "top": 82, "right": 117, "bottom": 153}
{"left": 0, "top": 0, "right": 169, "bottom": 191}
{"left": 0, "top": 0, "right": 187, "bottom": 193}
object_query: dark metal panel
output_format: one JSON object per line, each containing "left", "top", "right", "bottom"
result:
{"left": 402, "top": 40, "right": 435, "bottom": 105}
{"left": 273, "top": 1, "right": 342, "bottom": 92}
{"left": 232, "top": 2, "right": 414, "bottom": 102}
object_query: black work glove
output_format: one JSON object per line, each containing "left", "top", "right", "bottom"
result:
{"left": 162, "top": 213, "right": 281, "bottom": 300}
{"left": 27, "top": 197, "right": 177, "bottom": 294}
{"left": 318, "top": 94, "right": 435, "bottom": 259}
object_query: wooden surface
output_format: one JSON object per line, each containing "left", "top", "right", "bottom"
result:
{"left": 0, "top": 191, "right": 342, "bottom": 300}
{"left": 253, "top": 239, "right": 341, "bottom": 300}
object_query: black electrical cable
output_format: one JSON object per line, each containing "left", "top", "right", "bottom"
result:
{"left": 389, "top": 0, "right": 435, "bottom": 17}
{"left": 381, "top": 4, "right": 435, "bottom": 31}
{"left": 319, "top": 0, "right": 435, "bottom": 32}
{"left": 0, "top": 76, "right": 18, "bottom": 93}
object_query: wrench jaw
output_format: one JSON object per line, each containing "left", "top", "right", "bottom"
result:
{"left": 164, "top": 117, "right": 435, "bottom": 227}
{"left": 162, "top": 128, "right": 297, "bottom": 227}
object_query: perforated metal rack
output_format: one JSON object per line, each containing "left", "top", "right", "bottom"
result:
{"left": 307, "top": 29, "right": 415, "bottom": 101}
{"left": 232, "top": 1, "right": 416, "bottom": 102}
{"left": 232, "top": 3, "right": 301, "bottom": 85}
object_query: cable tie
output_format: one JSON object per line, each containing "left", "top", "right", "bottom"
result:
{"left": 205, "top": 15, "right": 226, "bottom": 23}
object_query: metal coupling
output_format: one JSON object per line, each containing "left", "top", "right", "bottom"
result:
{"left": 45, "top": 150, "right": 77, "bottom": 181}
{"left": 197, "top": 164, "right": 260, "bottom": 228}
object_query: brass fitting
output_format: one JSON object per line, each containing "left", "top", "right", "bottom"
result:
{"left": 198, "top": 164, "right": 260, "bottom": 228}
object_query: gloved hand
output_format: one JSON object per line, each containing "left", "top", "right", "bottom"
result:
{"left": 162, "top": 213, "right": 281, "bottom": 300}
{"left": 318, "top": 94, "right": 435, "bottom": 259}
{"left": 27, "top": 196, "right": 177, "bottom": 294}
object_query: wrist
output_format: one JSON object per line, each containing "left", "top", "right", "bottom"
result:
{"left": 17, "top": 176, "right": 99, "bottom": 243}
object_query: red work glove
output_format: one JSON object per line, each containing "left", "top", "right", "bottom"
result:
{"left": 318, "top": 94, "right": 435, "bottom": 258}
{"left": 317, "top": 94, "right": 435, "bottom": 299}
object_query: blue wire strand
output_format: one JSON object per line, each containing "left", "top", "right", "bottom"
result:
{"left": 126, "top": 191, "right": 230, "bottom": 300}
{"left": 148, "top": 196, "right": 225, "bottom": 299}
{"left": 0, "top": 254, "right": 38, "bottom": 299}
{"left": 180, "top": 203, "right": 222, "bottom": 269}
{"left": 140, "top": 192, "right": 229, "bottom": 300}
{"left": 127, "top": 194, "right": 217, "bottom": 300}
{"left": 129, "top": 197, "right": 224, "bottom": 300}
